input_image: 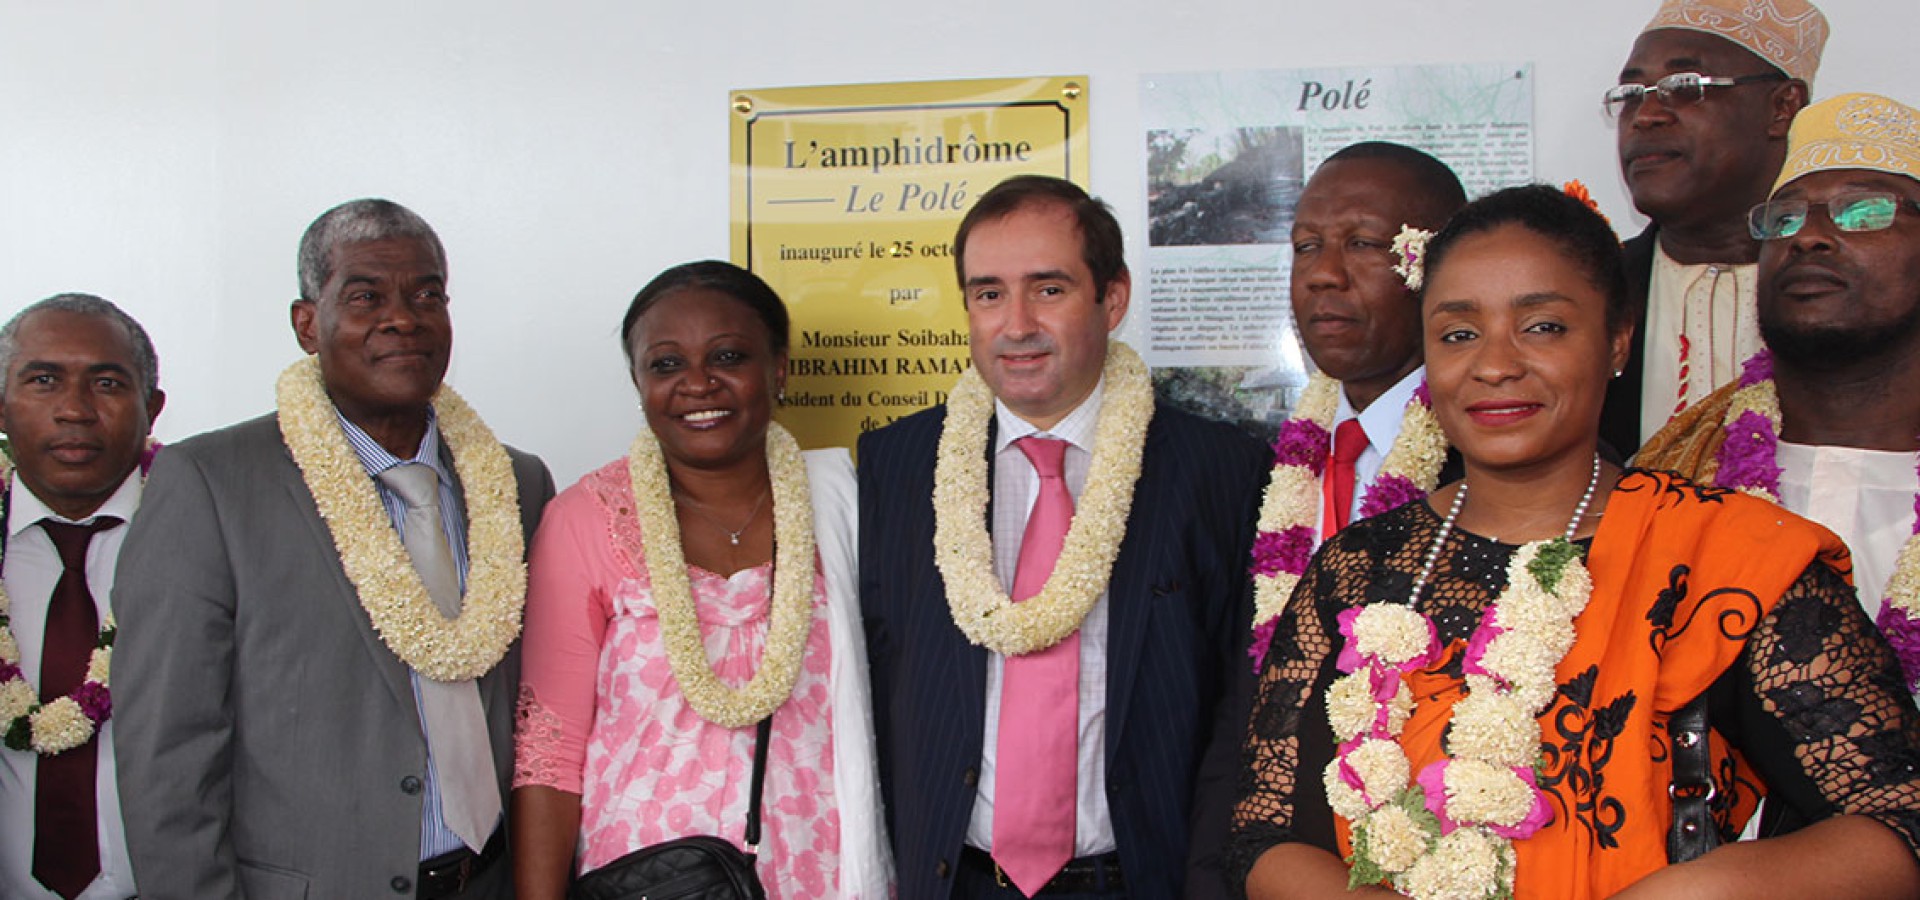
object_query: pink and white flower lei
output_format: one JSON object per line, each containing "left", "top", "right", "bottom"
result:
{"left": 1713, "top": 349, "right": 1920, "bottom": 692}
{"left": 0, "top": 440, "right": 159, "bottom": 755}
{"left": 1326, "top": 539, "right": 1589, "bottom": 899}
{"left": 1248, "top": 373, "right": 1446, "bottom": 668}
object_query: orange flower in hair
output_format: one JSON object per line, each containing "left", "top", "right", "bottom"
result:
{"left": 1562, "top": 179, "right": 1609, "bottom": 226}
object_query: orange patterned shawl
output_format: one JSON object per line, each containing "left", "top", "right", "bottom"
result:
{"left": 1336, "top": 469, "right": 1850, "bottom": 898}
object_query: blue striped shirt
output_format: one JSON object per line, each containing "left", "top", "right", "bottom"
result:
{"left": 336, "top": 409, "right": 492, "bottom": 859}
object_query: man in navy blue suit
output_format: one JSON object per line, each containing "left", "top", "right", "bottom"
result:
{"left": 859, "top": 175, "right": 1266, "bottom": 898}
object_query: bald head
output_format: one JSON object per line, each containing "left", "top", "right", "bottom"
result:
{"left": 1320, "top": 142, "right": 1468, "bottom": 231}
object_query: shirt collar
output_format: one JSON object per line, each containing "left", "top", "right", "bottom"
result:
{"left": 993, "top": 376, "right": 1106, "bottom": 455}
{"left": 1335, "top": 365, "right": 1425, "bottom": 453}
{"left": 1652, "top": 242, "right": 1756, "bottom": 278}
{"left": 8, "top": 465, "right": 144, "bottom": 537}
{"left": 335, "top": 407, "right": 451, "bottom": 484}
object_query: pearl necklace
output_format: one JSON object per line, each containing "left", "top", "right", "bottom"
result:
{"left": 1409, "top": 454, "right": 1601, "bottom": 604}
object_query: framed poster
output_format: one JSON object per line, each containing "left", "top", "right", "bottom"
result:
{"left": 1140, "top": 63, "right": 1533, "bottom": 437}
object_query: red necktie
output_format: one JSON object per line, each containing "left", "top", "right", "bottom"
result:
{"left": 35, "top": 517, "right": 119, "bottom": 900}
{"left": 992, "top": 436, "right": 1078, "bottom": 896}
{"left": 1324, "top": 420, "right": 1368, "bottom": 535}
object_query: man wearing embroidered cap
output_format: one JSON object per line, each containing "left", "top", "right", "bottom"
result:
{"left": 1641, "top": 93, "right": 1920, "bottom": 706}
{"left": 859, "top": 175, "right": 1267, "bottom": 898}
{"left": 112, "top": 199, "right": 555, "bottom": 899}
{"left": 1600, "top": 0, "right": 1827, "bottom": 456}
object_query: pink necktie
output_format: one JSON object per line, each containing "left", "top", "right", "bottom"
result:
{"left": 993, "top": 436, "right": 1078, "bottom": 896}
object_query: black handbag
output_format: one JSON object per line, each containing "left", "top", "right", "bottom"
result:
{"left": 569, "top": 716, "right": 773, "bottom": 900}
{"left": 1665, "top": 693, "right": 1721, "bottom": 863}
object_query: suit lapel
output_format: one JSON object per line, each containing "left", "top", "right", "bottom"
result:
{"left": 279, "top": 447, "right": 421, "bottom": 720}
{"left": 1101, "top": 406, "right": 1163, "bottom": 763}
{"left": 953, "top": 416, "right": 995, "bottom": 735}
{"left": 939, "top": 566, "right": 990, "bottom": 739}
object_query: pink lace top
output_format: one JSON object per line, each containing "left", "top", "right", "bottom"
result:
{"left": 514, "top": 459, "right": 840, "bottom": 897}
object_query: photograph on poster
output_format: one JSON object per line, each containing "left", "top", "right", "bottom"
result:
{"left": 1147, "top": 126, "right": 1304, "bottom": 247}
{"left": 1139, "top": 62, "right": 1533, "bottom": 439}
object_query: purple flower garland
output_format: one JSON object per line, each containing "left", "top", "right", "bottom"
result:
{"left": 1245, "top": 417, "right": 1334, "bottom": 669}
{"left": 1876, "top": 489, "right": 1920, "bottom": 693}
{"left": 1712, "top": 353, "right": 1783, "bottom": 493}
{"left": 1274, "top": 418, "right": 1332, "bottom": 477}
{"left": 1250, "top": 526, "right": 1318, "bottom": 578}
{"left": 1246, "top": 387, "right": 1438, "bottom": 670}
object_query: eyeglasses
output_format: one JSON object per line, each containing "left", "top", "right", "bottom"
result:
{"left": 1602, "top": 71, "right": 1787, "bottom": 119}
{"left": 1748, "top": 192, "right": 1920, "bottom": 240}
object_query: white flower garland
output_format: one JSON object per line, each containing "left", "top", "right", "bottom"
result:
{"left": 933, "top": 341, "right": 1153, "bottom": 656}
{"left": 277, "top": 356, "right": 526, "bottom": 682}
{"left": 0, "top": 451, "right": 129, "bottom": 755}
{"left": 1329, "top": 538, "right": 1591, "bottom": 900}
{"left": 1250, "top": 373, "right": 1446, "bottom": 630}
{"left": 627, "top": 421, "right": 816, "bottom": 728}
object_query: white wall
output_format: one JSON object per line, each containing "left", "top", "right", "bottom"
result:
{"left": 4, "top": 0, "right": 1915, "bottom": 486}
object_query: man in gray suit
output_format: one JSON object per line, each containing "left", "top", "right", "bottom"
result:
{"left": 112, "top": 199, "right": 554, "bottom": 899}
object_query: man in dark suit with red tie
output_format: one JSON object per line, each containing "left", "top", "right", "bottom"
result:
{"left": 859, "top": 175, "right": 1267, "bottom": 898}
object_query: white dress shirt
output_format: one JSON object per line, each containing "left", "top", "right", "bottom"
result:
{"left": 965, "top": 378, "right": 1118, "bottom": 856}
{"left": 1641, "top": 247, "right": 1761, "bottom": 440}
{"left": 1777, "top": 441, "right": 1920, "bottom": 626}
{"left": 0, "top": 471, "right": 142, "bottom": 900}
{"left": 1325, "top": 366, "right": 1426, "bottom": 533}
{"left": 334, "top": 409, "right": 494, "bottom": 860}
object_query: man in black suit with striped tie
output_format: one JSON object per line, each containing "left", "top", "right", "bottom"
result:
{"left": 859, "top": 174, "right": 1267, "bottom": 899}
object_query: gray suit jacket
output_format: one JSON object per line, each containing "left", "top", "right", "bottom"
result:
{"left": 112, "top": 412, "right": 554, "bottom": 900}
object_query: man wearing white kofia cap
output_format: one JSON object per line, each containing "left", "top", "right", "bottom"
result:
{"left": 1599, "top": 0, "right": 1828, "bottom": 456}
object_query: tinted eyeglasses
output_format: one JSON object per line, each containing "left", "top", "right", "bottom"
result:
{"left": 1603, "top": 71, "right": 1787, "bottom": 119}
{"left": 1748, "top": 192, "right": 1920, "bottom": 240}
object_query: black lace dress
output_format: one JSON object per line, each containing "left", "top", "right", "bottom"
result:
{"left": 1227, "top": 470, "right": 1920, "bottom": 895}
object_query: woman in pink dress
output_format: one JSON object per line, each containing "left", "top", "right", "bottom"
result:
{"left": 511, "top": 261, "right": 891, "bottom": 899}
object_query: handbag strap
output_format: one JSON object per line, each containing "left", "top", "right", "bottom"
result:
{"left": 744, "top": 715, "right": 773, "bottom": 852}
{"left": 744, "top": 543, "right": 779, "bottom": 854}
{"left": 1666, "top": 692, "right": 1719, "bottom": 863}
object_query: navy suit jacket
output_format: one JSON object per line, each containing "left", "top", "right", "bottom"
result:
{"left": 859, "top": 400, "right": 1266, "bottom": 899}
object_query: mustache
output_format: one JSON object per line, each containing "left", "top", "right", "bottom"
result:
{"left": 991, "top": 334, "right": 1057, "bottom": 357}
{"left": 1768, "top": 253, "right": 1851, "bottom": 290}
{"left": 1621, "top": 139, "right": 1679, "bottom": 158}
